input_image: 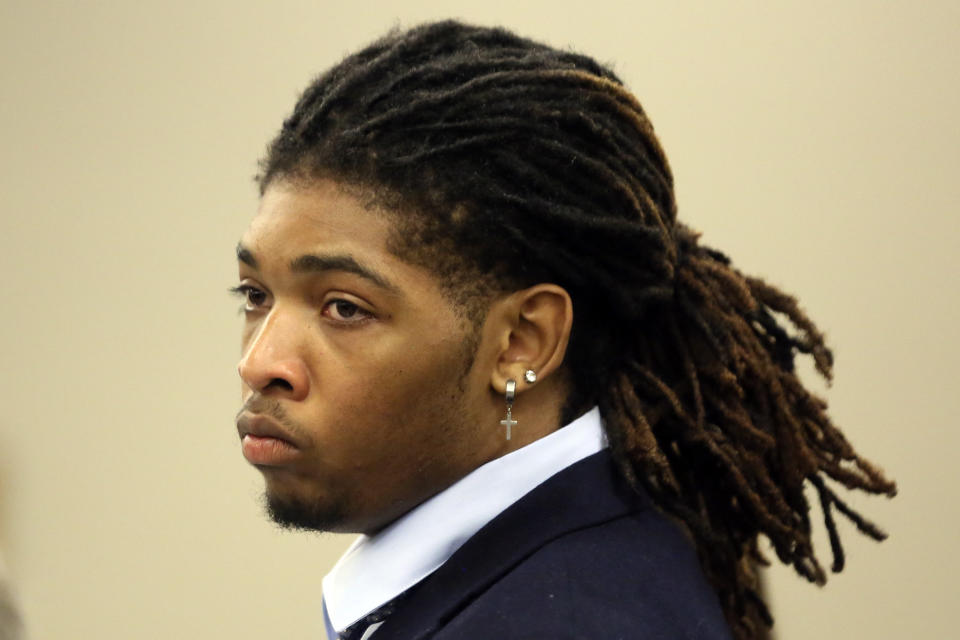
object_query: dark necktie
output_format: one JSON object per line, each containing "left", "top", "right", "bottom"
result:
{"left": 337, "top": 587, "right": 413, "bottom": 640}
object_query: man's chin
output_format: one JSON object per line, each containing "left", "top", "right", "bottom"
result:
{"left": 263, "top": 490, "right": 348, "bottom": 533}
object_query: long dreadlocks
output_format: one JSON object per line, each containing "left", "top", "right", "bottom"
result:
{"left": 257, "top": 20, "right": 896, "bottom": 638}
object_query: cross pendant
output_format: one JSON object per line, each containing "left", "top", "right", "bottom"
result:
{"left": 501, "top": 408, "right": 517, "bottom": 441}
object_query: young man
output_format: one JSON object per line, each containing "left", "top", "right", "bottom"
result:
{"left": 233, "top": 21, "right": 896, "bottom": 639}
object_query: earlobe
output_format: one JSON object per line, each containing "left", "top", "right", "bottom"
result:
{"left": 489, "top": 284, "right": 573, "bottom": 395}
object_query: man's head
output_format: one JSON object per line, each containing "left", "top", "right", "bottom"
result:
{"left": 254, "top": 21, "right": 682, "bottom": 422}
{"left": 237, "top": 21, "right": 680, "bottom": 533}
{"left": 235, "top": 20, "right": 896, "bottom": 638}
{"left": 235, "top": 179, "right": 572, "bottom": 534}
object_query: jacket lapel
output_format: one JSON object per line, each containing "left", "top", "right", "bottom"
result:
{"left": 372, "top": 450, "right": 647, "bottom": 640}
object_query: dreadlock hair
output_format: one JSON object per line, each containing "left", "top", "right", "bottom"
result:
{"left": 257, "top": 20, "right": 897, "bottom": 638}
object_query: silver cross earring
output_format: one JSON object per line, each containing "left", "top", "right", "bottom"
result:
{"left": 501, "top": 379, "right": 517, "bottom": 441}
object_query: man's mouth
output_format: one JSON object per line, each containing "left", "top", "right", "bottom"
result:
{"left": 241, "top": 433, "right": 301, "bottom": 466}
{"left": 237, "top": 414, "right": 301, "bottom": 466}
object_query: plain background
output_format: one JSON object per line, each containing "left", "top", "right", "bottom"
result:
{"left": 1, "top": 1, "right": 957, "bottom": 638}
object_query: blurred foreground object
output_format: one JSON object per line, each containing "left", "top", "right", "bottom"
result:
{"left": 0, "top": 557, "right": 24, "bottom": 640}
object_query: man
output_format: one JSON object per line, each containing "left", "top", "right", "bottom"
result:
{"left": 233, "top": 21, "right": 896, "bottom": 639}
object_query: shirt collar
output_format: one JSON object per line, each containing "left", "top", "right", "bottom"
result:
{"left": 322, "top": 407, "right": 607, "bottom": 633}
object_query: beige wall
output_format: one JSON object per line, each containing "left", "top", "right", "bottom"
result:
{"left": 1, "top": 1, "right": 956, "bottom": 638}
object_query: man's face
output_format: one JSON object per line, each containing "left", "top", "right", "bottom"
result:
{"left": 235, "top": 179, "right": 497, "bottom": 534}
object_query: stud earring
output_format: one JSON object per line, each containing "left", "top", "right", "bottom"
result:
{"left": 501, "top": 379, "right": 517, "bottom": 441}
{"left": 524, "top": 369, "right": 537, "bottom": 384}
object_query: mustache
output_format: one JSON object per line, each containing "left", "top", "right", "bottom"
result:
{"left": 236, "top": 395, "right": 286, "bottom": 422}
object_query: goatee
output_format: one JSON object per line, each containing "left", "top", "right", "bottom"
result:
{"left": 263, "top": 491, "right": 347, "bottom": 533}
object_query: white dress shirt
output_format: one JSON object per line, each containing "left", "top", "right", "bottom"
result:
{"left": 322, "top": 407, "right": 607, "bottom": 638}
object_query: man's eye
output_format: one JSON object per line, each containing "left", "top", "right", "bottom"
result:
{"left": 229, "top": 285, "right": 269, "bottom": 311}
{"left": 323, "top": 299, "right": 372, "bottom": 323}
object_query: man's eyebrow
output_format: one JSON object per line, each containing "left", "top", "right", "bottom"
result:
{"left": 290, "top": 253, "right": 400, "bottom": 295}
{"left": 236, "top": 243, "right": 258, "bottom": 269}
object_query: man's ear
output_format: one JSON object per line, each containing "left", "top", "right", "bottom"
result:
{"left": 488, "top": 284, "right": 573, "bottom": 395}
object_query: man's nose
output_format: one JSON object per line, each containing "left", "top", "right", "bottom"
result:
{"left": 237, "top": 309, "right": 310, "bottom": 401}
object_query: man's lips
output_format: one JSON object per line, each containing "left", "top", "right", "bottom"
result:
{"left": 237, "top": 413, "right": 297, "bottom": 444}
{"left": 237, "top": 413, "right": 301, "bottom": 466}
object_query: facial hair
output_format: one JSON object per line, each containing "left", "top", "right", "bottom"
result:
{"left": 263, "top": 490, "right": 349, "bottom": 533}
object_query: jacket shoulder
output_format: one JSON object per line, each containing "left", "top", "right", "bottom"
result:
{"left": 434, "top": 510, "right": 732, "bottom": 639}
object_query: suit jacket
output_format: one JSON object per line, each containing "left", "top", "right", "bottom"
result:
{"left": 370, "top": 450, "right": 733, "bottom": 639}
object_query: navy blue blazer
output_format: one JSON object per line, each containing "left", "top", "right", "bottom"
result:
{"left": 371, "top": 450, "right": 733, "bottom": 639}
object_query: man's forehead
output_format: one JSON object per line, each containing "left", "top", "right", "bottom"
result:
{"left": 240, "top": 181, "right": 395, "bottom": 259}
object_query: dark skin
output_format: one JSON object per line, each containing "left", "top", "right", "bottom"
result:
{"left": 235, "top": 179, "right": 574, "bottom": 534}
